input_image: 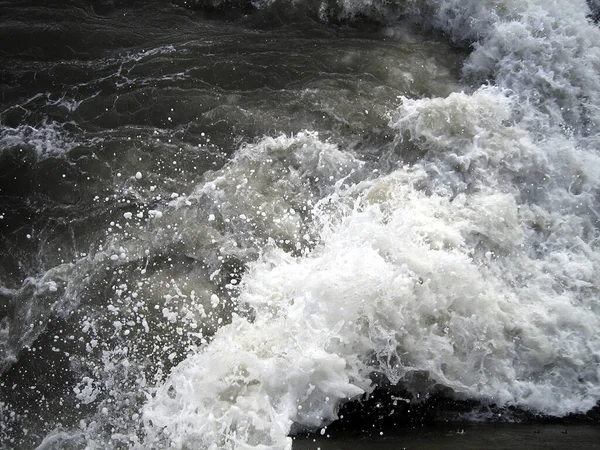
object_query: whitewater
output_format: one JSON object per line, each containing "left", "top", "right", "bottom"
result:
{"left": 1, "top": 0, "right": 600, "bottom": 449}
{"left": 143, "top": 1, "right": 600, "bottom": 448}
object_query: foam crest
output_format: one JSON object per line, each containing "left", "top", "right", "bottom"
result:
{"left": 163, "top": 131, "right": 364, "bottom": 265}
{"left": 463, "top": 2, "right": 600, "bottom": 133}
{"left": 144, "top": 157, "right": 600, "bottom": 447}
{"left": 144, "top": 62, "right": 600, "bottom": 450}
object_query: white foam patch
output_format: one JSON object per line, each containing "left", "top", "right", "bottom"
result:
{"left": 143, "top": 68, "right": 600, "bottom": 450}
{"left": 0, "top": 121, "right": 77, "bottom": 158}
{"left": 144, "top": 161, "right": 600, "bottom": 448}
{"left": 143, "top": 89, "right": 600, "bottom": 446}
{"left": 162, "top": 131, "right": 365, "bottom": 265}
{"left": 136, "top": 1, "right": 600, "bottom": 448}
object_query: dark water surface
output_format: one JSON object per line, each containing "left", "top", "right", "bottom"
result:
{"left": 295, "top": 424, "right": 600, "bottom": 450}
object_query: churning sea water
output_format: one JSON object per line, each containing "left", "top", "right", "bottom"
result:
{"left": 1, "top": 0, "right": 600, "bottom": 448}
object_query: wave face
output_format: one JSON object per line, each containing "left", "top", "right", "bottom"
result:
{"left": 2, "top": 0, "right": 600, "bottom": 449}
{"left": 141, "top": 1, "right": 600, "bottom": 449}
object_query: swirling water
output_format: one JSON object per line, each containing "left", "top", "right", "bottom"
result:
{"left": 1, "top": 0, "right": 600, "bottom": 448}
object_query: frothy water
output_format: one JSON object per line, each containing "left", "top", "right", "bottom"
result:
{"left": 1, "top": 0, "right": 600, "bottom": 449}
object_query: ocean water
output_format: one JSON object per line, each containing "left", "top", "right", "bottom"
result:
{"left": 293, "top": 423, "right": 600, "bottom": 450}
{"left": 1, "top": 0, "right": 600, "bottom": 448}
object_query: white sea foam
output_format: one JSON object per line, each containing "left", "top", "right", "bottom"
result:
{"left": 143, "top": 133, "right": 600, "bottom": 448}
{"left": 141, "top": 0, "right": 600, "bottom": 448}
{"left": 0, "top": 121, "right": 76, "bottom": 158}
{"left": 161, "top": 131, "right": 365, "bottom": 267}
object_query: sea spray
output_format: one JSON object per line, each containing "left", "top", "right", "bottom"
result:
{"left": 142, "top": 1, "right": 600, "bottom": 448}
{"left": 144, "top": 139, "right": 600, "bottom": 447}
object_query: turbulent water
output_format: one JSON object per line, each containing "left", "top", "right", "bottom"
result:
{"left": 1, "top": 0, "right": 600, "bottom": 448}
